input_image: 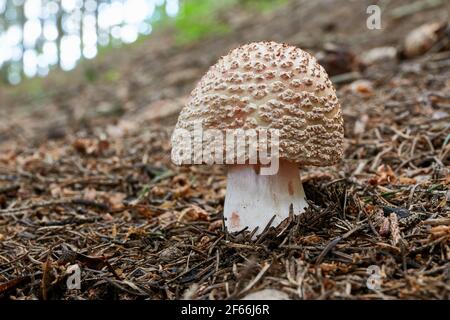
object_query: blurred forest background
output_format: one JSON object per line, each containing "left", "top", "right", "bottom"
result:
{"left": 0, "top": 0, "right": 182, "bottom": 85}
{"left": 0, "top": 0, "right": 286, "bottom": 85}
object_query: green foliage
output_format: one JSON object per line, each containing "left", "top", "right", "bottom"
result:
{"left": 242, "top": 0, "right": 289, "bottom": 12}
{"left": 103, "top": 69, "right": 121, "bottom": 82}
{"left": 83, "top": 66, "right": 120, "bottom": 83}
{"left": 172, "top": 0, "right": 236, "bottom": 44}
{"left": 169, "top": 0, "right": 289, "bottom": 45}
{"left": 84, "top": 67, "right": 98, "bottom": 83}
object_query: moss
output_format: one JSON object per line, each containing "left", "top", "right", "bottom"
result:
{"left": 242, "top": 0, "right": 289, "bottom": 13}
{"left": 4, "top": 76, "right": 49, "bottom": 105}
{"left": 103, "top": 69, "right": 121, "bottom": 83}
{"left": 84, "top": 67, "right": 98, "bottom": 83}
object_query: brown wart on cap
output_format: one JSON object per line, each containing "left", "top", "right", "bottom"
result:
{"left": 171, "top": 41, "right": 344, "bottom": 236}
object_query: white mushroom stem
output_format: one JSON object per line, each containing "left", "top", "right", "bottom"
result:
{"left": 223, "top": 160, "right": 308, "bottom": 236}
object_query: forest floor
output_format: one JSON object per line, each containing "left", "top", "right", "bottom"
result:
{"left": 0, "top": 0, "right": 449, "bottom": 300}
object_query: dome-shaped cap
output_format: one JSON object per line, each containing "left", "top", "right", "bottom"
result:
{"left": 172, "top": 41, "right": 344, "bottom": 166}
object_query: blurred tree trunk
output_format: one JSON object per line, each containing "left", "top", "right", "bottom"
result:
{"left": 56, "top": 2, "right": 63, "bottom": 68}
{"left": 80, "top": 0, "right": 84, "bottom": 57}
{"left": 0, "top": 11, "right": 7, "bottom": 83}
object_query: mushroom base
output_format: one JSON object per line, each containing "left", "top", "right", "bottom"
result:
{"left": 223, "top": 161, "right": 308, "bottom": 236}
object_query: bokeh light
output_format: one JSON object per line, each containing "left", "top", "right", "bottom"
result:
{"left": 0, "top": 0, "right": 180, "bottom": 84}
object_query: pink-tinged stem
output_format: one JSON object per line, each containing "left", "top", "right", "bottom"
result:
{"left": 223, "top": 160, "right": 308, "bottom": 236}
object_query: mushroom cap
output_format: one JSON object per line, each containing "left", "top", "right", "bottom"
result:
{"left": 172, "top": 41, "right": 344, "bottom": 166}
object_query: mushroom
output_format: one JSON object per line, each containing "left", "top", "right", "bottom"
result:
{"left": 171, "top": 41, "right": 344, "bottom": 236}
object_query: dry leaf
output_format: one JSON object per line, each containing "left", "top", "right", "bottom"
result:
{"left": 107, "top": 192, "right": 126, "bottom": 210}
{"left": 398, "top": 176, "right": 417, "bottom": 185}
{"left": 349, "top": 80, "right": 373, "bottom": 97}
{"left": 208, "top": 219, "right": 223, "bottom": 231}
{"left": 369, "top": 164, "right": 397, "bottom": 185}
{"left": 83, "top": 188, "right": 97, "bottom": 201}
{"left": 430, "top": 226, "right": 450, "bottom": 239}
{"left": 178, "top": 205, "right": 209, "bottom": 222}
